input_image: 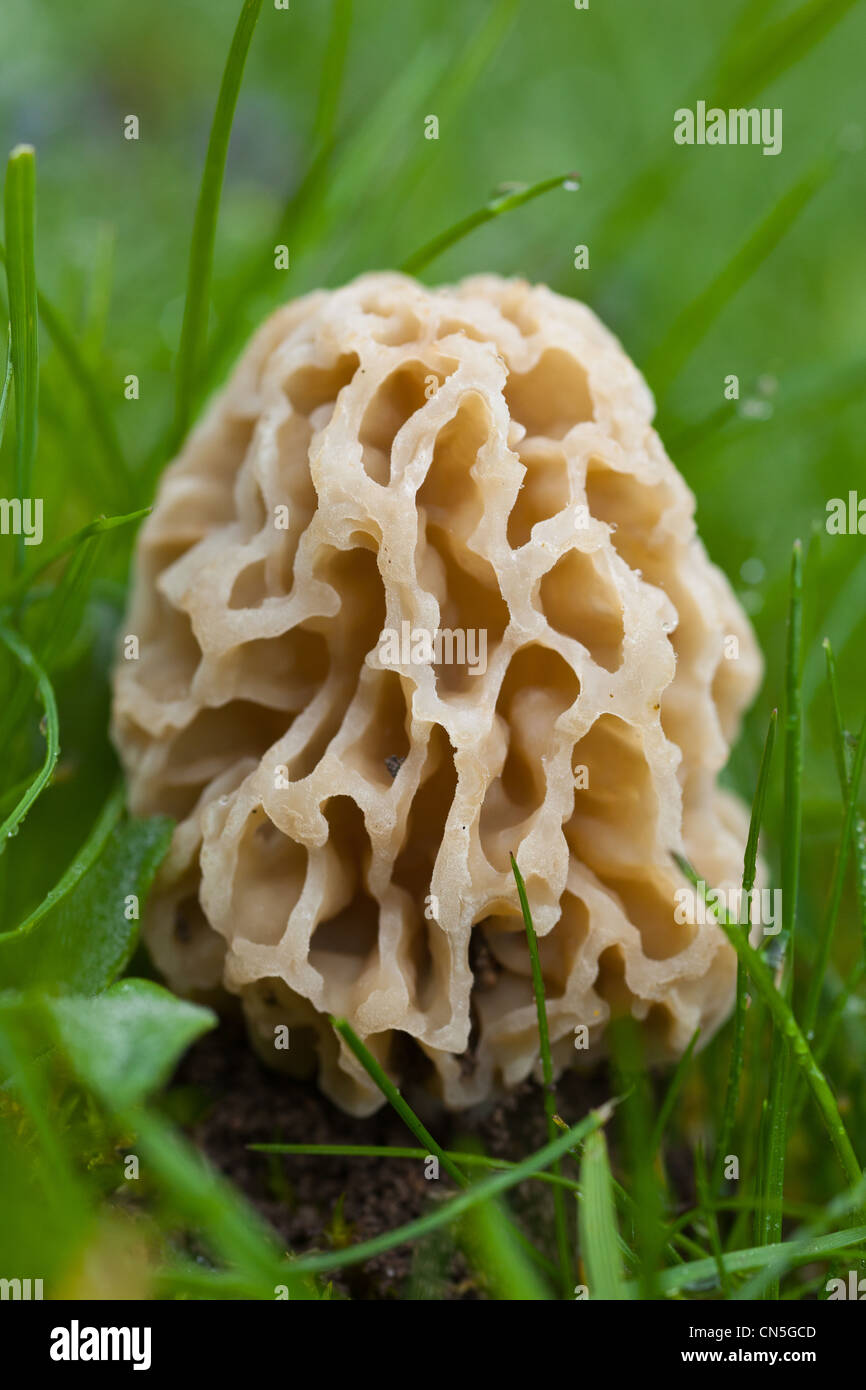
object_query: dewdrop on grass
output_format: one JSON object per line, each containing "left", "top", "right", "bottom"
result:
{"left": 111, "top": 272, "right": 762, "bottom": 1116}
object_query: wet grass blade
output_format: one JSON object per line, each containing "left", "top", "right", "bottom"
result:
{"left": 713, "top": 707, "right": 777, "bottom": 1192}
{"left": 759, "top": 543, "right": 804, "bottom": 1294}
{"left": 511, "top": 853, "right": 574, "bottom": 1297}
{"left": 673, "top": 853, "right": 862, "bottom": 1191}
{"left": 645, "top": 166, "right": 829, "bottom": 396}
{"left": 736, "top": 1173, "right": 866, "bottom": 1300}
{"left": 3, "top": 146, "right": 39, "bottom": 572}
{"left": 578, "top": 1128, "right": 630, "bottom": 1299}
{"left": 401, "top": 172, "right": 579, "bottom": 277}
{"left": 626, "top": 1224, "right": 866, "bottom": 1298}
{"left": 0, "top": 622, "right": 58, "bottom": 850}
{"left": 171, "top": 0, "right": 264, "bottom": 449}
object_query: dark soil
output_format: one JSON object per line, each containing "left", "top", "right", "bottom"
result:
{"left": 173, "top": 1015, "right": 615, "bottom": 1300}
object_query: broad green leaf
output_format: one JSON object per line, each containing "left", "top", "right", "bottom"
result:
{"left": 0, "top": 813, "right": 173, "bottom": 992}
{"left": 44, "top": 978, "right": 215, "bottom": 1109}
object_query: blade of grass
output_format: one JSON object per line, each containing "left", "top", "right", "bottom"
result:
{"left": 286, "top": 1105, "right": 611, "bottom": 1278}
{"left": 736, "top": 1172, "right": 866, "bottom": 1300}
{"left": 645, "top": 166, "right": 830, "bottom": 397}
{"left": 713, "top": 707, "right": 778, "bottom": 1192}
{"left": 801, "top": 707, "right": 866, "bottom": 1036}
{"left": 695, "top": 1140, "right": 730, "bottom": 1296}
{"left": 650, "top": 1024, "right": 700, "bottom": 1160}
{"left": 714, "top": 0, "right": 860, "bottom": 107}
{"left": 609, "top": 1016, "right": 664, "bottom": 1298}
{"left": 3, "top": 145, "right": 39, "bottom": 573}
{"left": 578, "top": 1127, "right": 630, "bottom": 1300}
{"left": 81, "top": 222, "right": 116, "bottom": 358}
{"left": 311, "top": 0, "right": 352, "bottom": 156}
{"left": 786, "top": 642, "right": 866, "bottom": 1137}
{"left": 824, "top": 636, "right": 866, "bottom": 958}
{"left": 672, "top": 853, "right": 862, "bottom": 1191}
{"left": 458, "top": 1190, "right": 552, "bottom": 1300}
{"left": 511, "top": 852, "right": 574, "bottom": 1298}
{"left": 171, "top": 0, "right": 264, "bottom": 449}
{"left": 758, "top": 544, "right": 803, "bottom": 1295}
{"left": 815, "top": 960, "right": 865, "bottom": 1067}
{"left": 3, "top": 780, "right": 123, "bottom": 937}
{"left": 0, "top": 622, "right": 58, "bottom": 852}
{"left": 330, "top": 1016, "right": 466, "bottom": 1188}
{"left": 626, "top": 1225, "right": 866, "bottom": 1297}
{"left": 0, "top": 240, "right": 135, "bottom": 506}
{"left": 780, "top": 540, "right": 805, "bottom": 1000}
{"left": 0, "top": 325, "right": 11, "bottom": 449}
{"left": 33, "top": 286, "right": 133, "bottom": 506}
{"left": 196, "top": 29, "right": 443, "bottom": 404}
{"left": 30, "top": 534, "right": 99, "bottom": 672}
{"left": 1, "top": 506, "right": 150, "bottom": 608}
{"left": 348, "top": 0, "right": 521, "bottom": 270}
{"left": 401, "top": 172, "right": 579, "bottom": 277}
{"left": 251, "top": 1139, "right": 703, "bottom": 1271}
{"left": 0, "top": 528, "right": 106, "bottom": 755}
{"left": 125, "top": 1107, "right": 312, "bottom": 1299}
{"left": 331, "top": 1017, "right": 562, "bottom": 1282}
{"left": 250, "top": 1142, "right": 588, "bottom": 1196}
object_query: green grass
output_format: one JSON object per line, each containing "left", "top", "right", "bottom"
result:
{"left": 171, "top": 0, "right": 265, "bottom": 449}
{"left": 0, "top": 0, "right": 864, "bottom": 1303}
{"left": 3, "top": 145, "right": 38, "bottom": 572}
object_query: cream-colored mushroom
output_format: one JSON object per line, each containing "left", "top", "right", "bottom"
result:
{"left": 112, "top": 272, "right": 762, "bottom": 1116}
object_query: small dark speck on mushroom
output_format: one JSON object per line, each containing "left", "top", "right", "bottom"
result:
{"left": 384, "top": 754, "right": 405, "bottom": 779}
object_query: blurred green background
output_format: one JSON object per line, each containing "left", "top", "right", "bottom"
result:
{"left": 0, "top": 0, "right": 864, "bottom": 976}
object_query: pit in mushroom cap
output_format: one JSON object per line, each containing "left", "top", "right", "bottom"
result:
{"left": 111, "top": 271, "right": 762, "bottom": 1116}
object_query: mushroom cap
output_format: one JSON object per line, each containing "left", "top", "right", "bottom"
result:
{"left": 112, "top": 272, "right": 762, "bottom": 1115}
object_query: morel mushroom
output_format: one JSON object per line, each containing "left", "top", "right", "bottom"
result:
{"left": 112, "top": 272, "right": 762, "bottom": 1116}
